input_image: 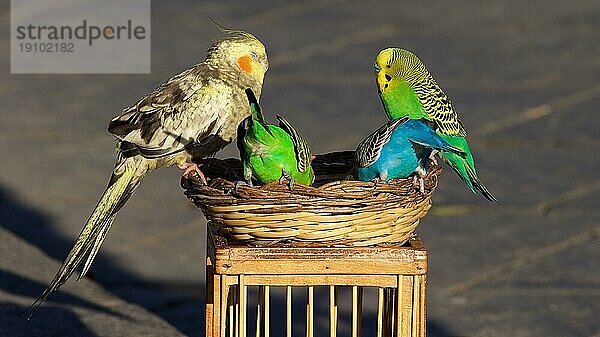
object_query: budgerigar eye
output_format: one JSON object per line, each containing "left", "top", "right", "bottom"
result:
{"left": 374, "top": 63, "right": 381, "bottom": 72}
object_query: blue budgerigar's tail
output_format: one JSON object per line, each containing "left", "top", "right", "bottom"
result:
{"left": 403, "top": 119, "right": 497, "bottom": 202}
{"left": 404, "top": 119, "right": 466, "bottom": 158}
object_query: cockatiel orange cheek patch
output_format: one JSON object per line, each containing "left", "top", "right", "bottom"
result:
{"left": 237, "top": 55, "right": 253, "bottom": 73}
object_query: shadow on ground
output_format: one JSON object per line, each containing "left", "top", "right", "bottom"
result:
{"left": 0, "top": 175, "right": 459, "bottom": 337}
{"left": 0, "top": 303, "right": 95, "bottom": 337}
{"left": 428, "top": 321, "right": 458, "bottom": 337}
{"left": 0, "top": 184, "right": 204, "bottom": 336}
{"left": 0, "top": 267, "right": 122, "bottom": 318}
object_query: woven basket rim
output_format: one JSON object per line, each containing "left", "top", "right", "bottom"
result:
{"left": 182, "top": 157, "right": 441, "bottom": 204}
{"left": 181, "top": 151, "right": 441, "bottom": 246}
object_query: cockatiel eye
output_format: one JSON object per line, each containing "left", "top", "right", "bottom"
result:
{"left": 251, "top": 51, "right": 259, "bottom": 60}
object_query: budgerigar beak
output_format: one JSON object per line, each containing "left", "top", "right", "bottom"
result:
{"left": 376, "top": 72, "right": 387, "bottom": 93}
{"left": 374, "top": 62, "right": 387, "bottom": 93}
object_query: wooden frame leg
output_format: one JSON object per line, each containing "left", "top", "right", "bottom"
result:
{"left": 206, "top": 257, "right": 223, "bottom": 337}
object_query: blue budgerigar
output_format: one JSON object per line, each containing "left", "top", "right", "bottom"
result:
{"left": 374, "top": 48, "right": 496, "bottom": 201}
{"left": 355, "top": 116, "right": 466, "bottom": 191}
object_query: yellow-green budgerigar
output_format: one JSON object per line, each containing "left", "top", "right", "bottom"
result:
{"left": 27, "top": 27, "right": 269, "bottom": 317}
{"left": 374, "top": 48, "right": 496, "bottom": 202}
{"left": 237, "top": 89, "right": 314, "bottom": 188}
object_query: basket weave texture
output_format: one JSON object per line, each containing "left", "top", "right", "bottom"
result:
{"left": 182, "top": 151, "right": 441, "bottom": 246}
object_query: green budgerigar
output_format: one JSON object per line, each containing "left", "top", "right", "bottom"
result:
{"left": 374, "top": 48, "right": 496, "bottom": 202}
{"left": 237, "top": 89, "right": 314, "bottom": 188}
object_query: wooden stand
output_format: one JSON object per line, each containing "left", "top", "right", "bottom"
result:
{"left": 205, "top": 225, "right": 427, "bottom": 337}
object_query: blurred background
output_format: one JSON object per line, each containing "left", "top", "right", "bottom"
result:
{"left": 1, "top": 1, "right": 599, "bottom": 336}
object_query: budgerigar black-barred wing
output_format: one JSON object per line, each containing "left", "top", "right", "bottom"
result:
{"left": 108, "top": 64, "right": 234, "bottom": 159}
{"left": 276, "top": 115, "right": 312, "bottom": 173}
{"left": 414, "top": 77, "right": 467, "bottom": 137}
{"left": 355, "top": 116, "right": 409, "bottom": 168}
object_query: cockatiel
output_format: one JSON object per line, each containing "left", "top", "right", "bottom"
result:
{"left": 237, "top": 89, "right": 314, "bottom": 188}
{"left": 355, "top": 116, "right": 466, "bottom": 192}
{"left": 27, "top": 27, "right": 269, "bottom": 317}
{"left": 374, "top": 48, "right": 497, "bottom": 202}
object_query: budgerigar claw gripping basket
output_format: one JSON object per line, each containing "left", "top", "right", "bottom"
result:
{"left": 182, "top": 151, "right": 441, "bottom": 246}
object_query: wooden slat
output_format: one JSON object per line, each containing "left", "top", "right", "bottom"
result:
{"left": 398, "top": 276, "right": 414, "bottom": 337}
{"left": 242, "top": 274, "right": 397, "bottom": 287}
{"left": 264, "top": 286, "right": 270, "bottom": 337}
{"left": 335, "top": 287, "right": 339, "bottom": 335}
{"left": 418, "top": 275, "right": 426, "bottom": 337}
{"left": 412, "top": 276, "right": 420, "bottom": 337}
{"left": 212, "top": 232, "right": 427, "bottom": 276}
{"left": 231, "top": 285, "right": 237, "bottom": 337}
{"left": 256, "top": 286, "right": 263, "bottom": 337}
{"left": 221, "top": 277, "right": 229, "bottom": 337}
{"left": 215, "top": 257, "right": 426, "bottom": 275}
{"left": 397, "top": 277, "right": 402, "bottom": 337}
{"left": 286, "top": 286, "right": 292, "bottom": 337}
{"left": 239, "top": 276, "right": 247, "bottom": 337}
{"left": 377, "top": 288, "right": 384, "bottom": 337}
{"left": 306, "top": 287, "right": 314, "bottom": 337}
{"left": 329, "top": 286, "right": 337, "bottom": 337}
{"left": 213, "top": 274, "right": 221, "bottom": 337}
{"left": 206, "top": 258, "right": 215, "bottom": 337}
{"left": 351, "top": 286, "right": 359, "bottom": 337}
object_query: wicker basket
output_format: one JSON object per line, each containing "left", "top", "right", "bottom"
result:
{"left": 182, "top": 151, "right": 441, "bottom": 246}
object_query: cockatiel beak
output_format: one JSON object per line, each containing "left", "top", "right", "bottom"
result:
{"left": 260, "top": 56, "right": 269, "bottom": 72}
{"left": 236, "top": 50, "right": 268, "bottom": 84}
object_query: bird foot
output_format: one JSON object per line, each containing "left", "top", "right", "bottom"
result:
{"left": 412, "top": 174, "right": 425, "bottom": 194}
{"left": 279, "top": 171, "right": 295, "bottom": 191}
{"left": 178, "top": 162, "right": 207, "bottom": 185}
{"left": 429, "top": 150, "right": 438, "bottom": 166}
{"left": 234, "top": 179, "right": 253, "bottom": 192}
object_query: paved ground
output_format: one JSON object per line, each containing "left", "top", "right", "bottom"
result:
{"left": 1, "top": 0, "right": 599, "bottom": 336}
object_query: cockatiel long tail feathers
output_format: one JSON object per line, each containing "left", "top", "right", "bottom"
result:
{"left": 26, "top": 161, "right": 144, "bottom": 319}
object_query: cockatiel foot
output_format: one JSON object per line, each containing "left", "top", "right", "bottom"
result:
{"left": 178, "top": 162, "right": 207, "bottom": 185}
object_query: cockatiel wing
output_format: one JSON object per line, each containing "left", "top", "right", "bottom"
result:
{"left": 108, "top": 65, "right": 230, "bottom": 158}
{"left": 276, "top": 115, "right": 312, "bottom": 173}
{"left": 355, "top": 116, "right": 409, "bottom": 168}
